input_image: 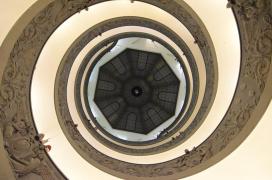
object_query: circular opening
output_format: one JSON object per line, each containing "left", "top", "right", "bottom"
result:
{"left": 87, "top": 37, "right": 187, "bottom": 142}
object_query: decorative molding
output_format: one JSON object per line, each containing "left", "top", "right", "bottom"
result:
{"left": 55, "top": 17, "right": 211, "bottom": 155}
{"left": 0, "top": 0, "right": 271, "bottom": 179}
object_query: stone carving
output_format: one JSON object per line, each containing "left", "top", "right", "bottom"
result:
{"left": 228, "top": 0, "right": 266, "bottom": 20}
{"left": 57, "top": 19, "right": 205, "bottom": 155}
{"left": 65, "top": 120, "right": 81, "bottom": 140}
{"left": 18, "top": 173, "right": 43, "bottom": 180}
{"left": 0, "top": 0, "right": 271, "bottom": 179}
{"left": 61, "top": 0, "right": 91, "bottom": 12}
{"left": 56, "top": 0, "right": 272, "bottom": 178}
{"left": 0, "top": 0, "right": 71, "bottom": 179}
{"left": 52, "top": 2, "right": 219, "bottom": 154}
{"left": 2, "top": 117, "right": 44, "bottom": 177}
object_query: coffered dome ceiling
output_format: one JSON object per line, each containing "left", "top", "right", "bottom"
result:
{"left": 0, "top": 0, "right": 271, "bottom": 180}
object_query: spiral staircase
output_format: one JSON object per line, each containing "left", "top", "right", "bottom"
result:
{"left": 0, "top": 0, "right": 272, "bottom": 179}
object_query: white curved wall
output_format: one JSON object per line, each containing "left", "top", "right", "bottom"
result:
{"left": 1, "top": 0, "right": 271, "bottom": 180}
{"left": 85, "top": 37, "right": 187, "bottom": 142}
{"left": 32, "top": 0, "right": 208, "bottom": 163}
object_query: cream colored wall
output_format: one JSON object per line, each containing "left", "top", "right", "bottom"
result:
{"left": 0, "top": 0, "right": 271, "bottom": 180}
{"left": 31, "top": 0, "right": 233, "bottom": 166}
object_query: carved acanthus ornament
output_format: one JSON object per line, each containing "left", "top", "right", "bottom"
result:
{"left": 0, "top": 0, "right": 271, "bottom": 179}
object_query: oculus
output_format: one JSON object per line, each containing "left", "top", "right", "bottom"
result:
{"left": 88, "top": 38, "right": 186, "bottom": 140}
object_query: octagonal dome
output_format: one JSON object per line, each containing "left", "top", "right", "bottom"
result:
{"left": 94, "top": 48, "right": 180, "bottom": 134}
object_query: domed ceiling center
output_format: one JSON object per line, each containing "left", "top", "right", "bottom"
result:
{"left": 93, "top": 48, "right": 180, "bottom": 134}
{"left": 131, "top": 86, "right": 143, "bottom": 97}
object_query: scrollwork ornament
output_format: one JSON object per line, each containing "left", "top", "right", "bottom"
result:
{"left": 3, "top": 63, "right": 18, "bottom": 82}
{"left": 256, "top": 30, "right": 272, "bottom": 55}
{"left": 0, "top": 84, "right": 15, "bottom": 101}
{"left": 3, "top": 118, "right": 44, "bottom": 177}
{"left": 20, "top": 23, "right": 37, "bottom": 44}
{"left": 229, "top": 0, "right": 265, "bottom": 20}
{"left": 0, "top": 0, "right": 271, "bottom": 179}
{"left": 33, "top": 3, "right": 54, "bottom": 25}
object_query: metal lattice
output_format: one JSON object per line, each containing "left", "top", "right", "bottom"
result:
{"left": 94, "top": 48, "right": 180, "bottom": 134}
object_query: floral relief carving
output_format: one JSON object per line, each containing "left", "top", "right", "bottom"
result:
{"left": 56, "top": 17, "right": 207, "bottom": 155}
{"left": 3, "top": 116, "right": 43, "bottom": 176}
{"left": 0, "top": 0, "right": 271, "bottom": 179}
{"left": 228, "top": 0, "right": 265, "bottom": 20}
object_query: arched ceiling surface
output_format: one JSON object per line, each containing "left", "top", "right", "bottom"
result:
{"left": 31, "top": 0, "right": 236, "bottom": 164}
{"left": 66, "top": 25, "right": 204, "bottom": 154}
{"left": 35, "top": 0, "right": 240, "bottom": 171}
{"left": 0, "top": 0, "right": 271, "bottom": 180}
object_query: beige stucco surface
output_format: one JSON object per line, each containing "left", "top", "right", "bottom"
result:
{"left": 0, "top": 0, "right": 271, "bottom": 180}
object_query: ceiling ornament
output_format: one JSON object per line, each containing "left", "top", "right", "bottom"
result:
{"left": 0, "top": 0, "right": 271, "bottom": 179}
{"left": 55, "top": 16, "right": 217, "bottom": 155}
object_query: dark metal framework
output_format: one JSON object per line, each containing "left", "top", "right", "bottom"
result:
{"left": 93, "top": 48, "right": 180, "bottom": 134}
